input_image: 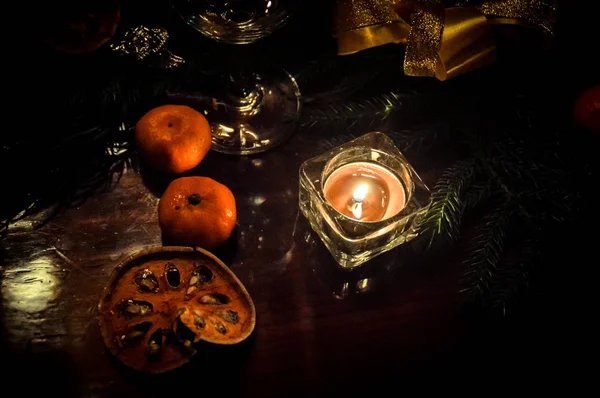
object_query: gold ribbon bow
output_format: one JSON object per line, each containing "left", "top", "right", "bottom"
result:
{"left": 335, "top": 0, "right": 556, "bottom": 80}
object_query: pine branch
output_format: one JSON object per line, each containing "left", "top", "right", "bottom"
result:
{"left": 387, "top": 124, "right": 453, "bottom": 153}
{"left": 462, "top": 176, "right": 495, "bottom": 211}
{"left": 477, "top": 155, "right": 534, "bottom": 225}
{"left": 487, "top": 239, "right": 540, "bottom": 318}
{"left": 491, "top": 131, "right": 568, "bottom": 188}
{"left": 293, "top": 57, "right": 341, "bottom": 88}
{"left": 461, "top": 200, "right": 513, "bottom": 305}
{"left": 0, "top": 124, "right": 133, "bottom": 232}
{"left": 522, "top": 185, "right": 579, "bottom": 226}
{"left": 296, "top": 59, "right": 381, "bottom": 105}
{"left": 417, "top": 159, "right": 479, "bottom": 245}
{"left": 300, "top": 92, "right": 417, "bottom": 129}
{"left": 482, "top": 131, "right": 577, "bottom": 229}
{"left": 296, "top": 46, "right": 402, "bottom": 106}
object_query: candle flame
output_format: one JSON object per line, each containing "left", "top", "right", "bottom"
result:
{"left": 352, "top": 184, "right": 368, "bottom": 203}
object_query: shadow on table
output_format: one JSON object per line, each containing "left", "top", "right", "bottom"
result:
{"left": 137, "top": 162, "right": 181, "bottom": 197}
{"left": 287, "top": 210, "right": 430, "bottom": 302}
{"left": 3, "top": 345, "right": 82, "bottom": 396}
{"left": 106, "top": 330, "right": 256, "bottom": 396}
{"left": 160, "top": 225, "right": 240, "bottom": 266}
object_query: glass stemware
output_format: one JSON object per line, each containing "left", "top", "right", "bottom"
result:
{"left": 170, "top": 0, "right": 302, "bottom": 155}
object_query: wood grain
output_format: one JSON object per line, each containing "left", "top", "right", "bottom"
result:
{"left": 0, "top": 131, "right": 468, "bottom": 396}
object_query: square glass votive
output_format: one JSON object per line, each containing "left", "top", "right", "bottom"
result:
{"left": 299, "top": 132, "right": 431, "bottom": 269}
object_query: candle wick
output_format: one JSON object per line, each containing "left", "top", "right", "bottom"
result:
{"left": 350, "top": 183, "right": 369, "bottom": 220}
{"left": 352, "top": 202, "right": 362, "bottom": 219}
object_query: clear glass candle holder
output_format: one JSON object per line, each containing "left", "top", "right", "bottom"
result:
{"left": 299, "top": 132, "right": 431, "bottom": 269}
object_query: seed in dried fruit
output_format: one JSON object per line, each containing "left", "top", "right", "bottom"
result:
{"left": 125, "top": 330, "right": 145, "bottom": 340}
{"left": 189, "top": 264, "right": 213, "bottom": 287}
{"left": 120, "top": 322, "right": 152, "bottom": 348}
{"left": 197, "top": 265, "right": 213, "bottom": 284}
{"left": 175, "top": 315, "right": 197, "bottom": 342}
{"left": 165, "top": 263, "right": 181, "bottom": 288}
{"left": 98, "top": 246, "right": 256, "bottom": 374}
{"left": 194, "top": 313, "right": 205, "bottom": 329}
{"left": 215, "top": 309, "right": 239, "bottom": 325}
{"left": 134, "top": 269, "right": 159, "bottom": 292}
{"left": 199, "top": 293, "right": 230, "bottom": 305}
{"left": 210, "top": 317, "right": 227, "bottom": 334}
{"left": 127, "top": 322, "right": 152, "bottom": 338}
{"left": 146, "top": 329, "right": 163, "bottom": 358}
{"left": 119, "top": 299, "right": 153, "bottom": 317}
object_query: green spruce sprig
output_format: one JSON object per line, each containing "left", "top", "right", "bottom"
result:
{"left": 462, "top": 177, "right": 495, "bottom": 212}
{"left": 301, "top": 92, "right": 413, "bottom": 129}
{"left": 460, "top": 199, "right": 513, "bottom": 306}
{"left": 487, "top": 239, "right": 540, "bottom": 317}
{"left": 417, "top": 159, "right": 480, "bottom": 245}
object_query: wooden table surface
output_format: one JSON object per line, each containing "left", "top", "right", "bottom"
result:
{"left": 0, "top": 125, "right": 476, "bottom": 396}
{"left": 2, "top": 1, "right": 597, "bottom": 395}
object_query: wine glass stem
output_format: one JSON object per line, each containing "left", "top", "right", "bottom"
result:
{"left": 224, "top": 73, "right": 264, "bottom": 115}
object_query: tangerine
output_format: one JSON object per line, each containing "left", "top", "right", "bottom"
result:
{"left": 41, "top": 1, "right": 121, "bottom": 54}
{"left": 158, "top": 177, "right": 237, "bottom": 249}
{"left": 574, "top": 85, "right": 600, "bottom": 131}
{"left": 135, "top": 105, "right": 212, "bottom": 174}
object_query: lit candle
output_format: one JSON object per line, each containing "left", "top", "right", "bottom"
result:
{"left": 323, "top": 162, "right": 406, "bottom": 222}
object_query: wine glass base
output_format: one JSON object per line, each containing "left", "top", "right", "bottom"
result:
{"left": 165, "top": 68, "right": 301, "bottom": 156}
{"left": 208, "top": 69, "right": 301, "bottom": 156}
{"left": 206, "top": 70, "right": 300, "bottom": 155}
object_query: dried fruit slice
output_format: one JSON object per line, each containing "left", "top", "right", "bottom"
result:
{"left": 98, "top": 246, "right": 256, "bottom": 373}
